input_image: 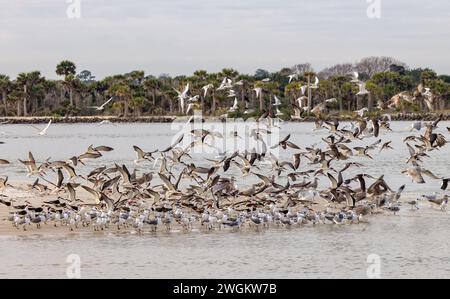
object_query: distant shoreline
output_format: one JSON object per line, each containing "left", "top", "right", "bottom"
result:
{"left": 0, "top": 112, "right": 448, "bottom": 124}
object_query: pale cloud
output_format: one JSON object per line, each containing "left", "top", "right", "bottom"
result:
{"left": 0, "top": 0, "right": 449, "bottom": 79}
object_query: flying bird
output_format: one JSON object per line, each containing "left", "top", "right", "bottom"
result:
{"left": 31, "top": 119, "right": 52, "bottom": 136}
{"left": 87, "top": 97, "right": 114, "bottom": 111}
{"left": 356, "top": 82, "right": 369, "bottom": 96}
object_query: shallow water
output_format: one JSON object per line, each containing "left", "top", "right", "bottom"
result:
{"left": 0, "top": 208, "right": 449, "bottom": 279}
{"left": 0, "top": 121, "right": 449, "bottom": 278}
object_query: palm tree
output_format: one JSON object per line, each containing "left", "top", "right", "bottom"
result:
{"left": 130, "top": 96, "right": 147, "bottom": 116}
{"left": 206, "top": 73, "right": 219, "bottom": 115}
{"left": 254, "top": 81, "right": 266, "bottom": 112}
{"left": 108, "top": 83, "right": 132, "bottom": 117}
{"left": 193, "top": 70, "right": 209, "bottom": 113}
{"left": 303, "top": 71, "right": 316, "bottom": 111}
{"left": 0, "top": 75, "right": 11, "bottom": 116}
{"left": 219, "top": 68, "right": 239, "bottom": 79}
{"left": 16, "top": 71, "right": 45, "bottom": 116}
{"left": 143, "top": 76, "right": 161, "bottom": 111}
{"left": 285, "top": 82, "right": 302, "bottom": 106}
{"left": 237, "top": 74, "right": 253, "bottom": 111}
{"left": 56, "top": 60, "right": 77, "bottom": 107}
{"left": 330, "top": 76, "right": 349, "bottom": 112}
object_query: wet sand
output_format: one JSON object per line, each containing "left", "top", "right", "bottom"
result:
{"left": 0, "top": 181, "right": 437, "bottom": 238}
{"left": 0, "top": 181, "right": 367, "bottom": 237}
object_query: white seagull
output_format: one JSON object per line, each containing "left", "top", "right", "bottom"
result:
{"left": 87, "top": 97, "right": 114, "bottom": 111}
{"left": 410, "top": 121, "right": 423, "bottom": 131}
{"left": 422, "top": 88, "right": 433, "bottom": 98}
{"left": 186, "top": 103, "right": 194, "bottom": 115}
{"left": 31, "top": 119, "right": 52, "bottom": 136}
{"left": 351, "top": 72, "right": 360, "bottom": 83}
{"left": 354, "top": 108, "right": 369, "bottom": 117}
{"left": 273, "top": 95, "right": 282, "bottom": 106}
{"left": 275, "top": 108, "right": 284, "bottom": 117}
{"left": 217, "top": 78, "right": 233, "bottom": 90}
{"left": 202, "top": 84, "right": 214, "bottom": 97}
{"left": 254, "top": 87, "right": 262, "bottom": 98}
{"left": 357, "top": 82, "right": 369, "bottom": 96}
{"left": 288, "top": 74, "right": 298, "bottom": 83}
{"left": 228, "top": 89, "right": 237, "bottom": 98}
{"left": 300, "top": 86, "right": 307, "bottom": 95}
{"left": 311, "top": 77, "right": 319, "bottom": 89}
{"left": 174, "top": 83, "right": 190, "bottom": 114}
{"left": 229, "top": 98, "right": 239, "bottom": 112}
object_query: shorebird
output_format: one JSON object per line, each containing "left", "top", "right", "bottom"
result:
{"left": 354, "top": 108, "right": 368, "bottom": 117}
{"left": 406, "top": 198, "right": 420, "bottom": 210}
{"left": 410, "top": 121, "right": 423, "bottom": 131}
{"left": 271, "top": 134, "right": 300, "bottom": 150}
{"left": 422, "top": 193, "right": 437, "bottom": 201}
{"left": 202, "top": 84, "right": 214, "bottom": 97}
{"left": 379, "top": 141, "right": 393, "bottom": 153}
{"left": 30, "top": 119, "right": 52, "bottom": 136}
{"left": 87, "top": 97, "right": 114, "bottom": 111}
{"left": 229, "top": 98, "right": 238, "bottom": 112}
{"left": 174, "top": 83, "right": 190, "bottom": 114}
{"left": 253, "top": 87, "right": 262, "bottom": 98}
{"left": 217, "top": 78, "right": 233, "bottom": 90}
{"left": 356, "top": 82, "right": 368, "bottom": 96}
{"left": 96, "top": 120, "right": 115, "bottom": 127}
{"left": 310, "top": 77, "right": 319, "bottom": 89}
{"left": 185, "top": 103, "right": 194, "bottom": 115}
{"left": 441, "top": 178, "right": 449, "bottom": 190}
{"left": 288, "top": 74, "right": 298, "bottom": 83}
{"left": 273, "top": 96, "right": 282, "bottom": 107}
{"left": 133, "top": 146, "right": 156, "bottom": 164}
{"left": 428, "top": 195, "right": 448, "bottom": 211}
{"left": 351, "top": 72, "right": 360, "bottom": 83}
{"left": 275, "top": 108, "right": 284, "bottom": 117}
{"left": 19, "top": 152, "right": 47, "bottom": 176}
{"left": 290, "top": 105, "right": 306, "bottom": 120}
{"left": 402, "top": 166, "right": 440, "bottom": 184}
{"left": 0, "top": 176, "right": 12, "bottom": 190}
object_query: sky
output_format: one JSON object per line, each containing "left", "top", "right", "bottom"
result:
{"left": 0, "top": 0, "right": 449, "bottom": 79}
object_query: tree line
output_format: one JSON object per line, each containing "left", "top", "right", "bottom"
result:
{"left": 0, "top": 56, "right": 449, "bottom": 118}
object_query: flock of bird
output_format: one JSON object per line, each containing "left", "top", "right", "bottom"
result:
{"left": 0, "top": 111, "right": 448, "bottom": 234}
{"left": 170, "top": 70, "right": 438, "bottom": 123}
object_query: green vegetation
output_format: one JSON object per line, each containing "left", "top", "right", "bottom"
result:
{"left": 0, "top": 57, "right": 448, "bottom": 117}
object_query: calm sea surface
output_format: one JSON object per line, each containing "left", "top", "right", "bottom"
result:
{"left": 0, "top": 121, "right": 449, "bottom": 278}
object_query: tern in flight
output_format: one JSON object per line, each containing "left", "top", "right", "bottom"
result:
{"left": 273, "top": 96, "right": 282, "bottom": 107}
{"left": 311, "top": 77, "right": 319, "bottom": 89}
{"left": 174, "top": 83, "right": 190, "bottom": 114}
{"left": 31, "top": 120, "right": 52, "bottom": 136}
{"left": 88, "top": 97, "right": 114, "bottom": 111}
{"left": 357, "top": 82, "right": 369, "bottom": 96}
{"left": 229, "top": 98, "right": 239, "bottom": 112}
{"left": 351, "top": 72, "right": 360, "bottom": 83}
{"left": 288, "top": 74, "right": 298, "bottom": 83}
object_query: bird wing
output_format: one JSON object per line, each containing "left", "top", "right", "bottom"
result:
{"left": 100, "top": 97, "right": 114, "bottom": 108}
{"left": 30, "top": 124, "right": 42, "bottom": 132}
{"left": 133, "top": 146, "right": 145, "bottom": 159}
{"left": 81, "top": 185, "right": 101, "bottom": 203}
{"left": 43, "top": 120, "right": 52, "bottom": 132}
{"left": 158, "top": 173, "right": 175, "bottom": 191}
